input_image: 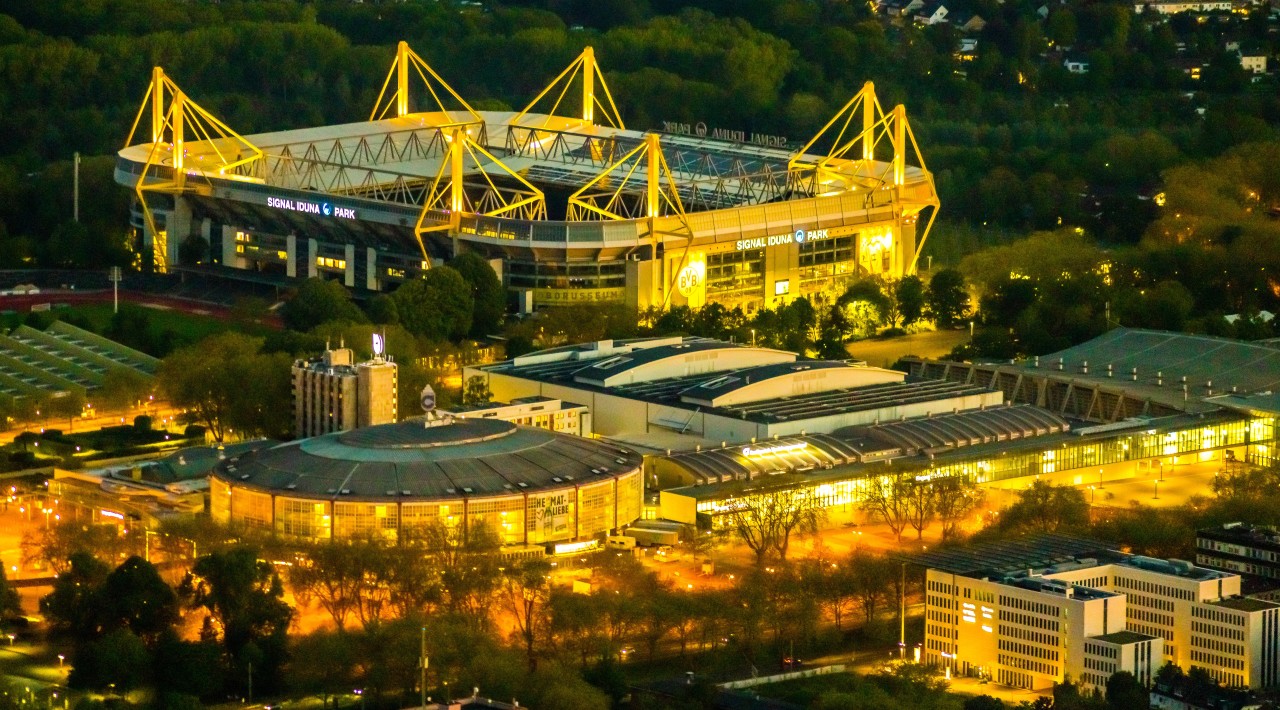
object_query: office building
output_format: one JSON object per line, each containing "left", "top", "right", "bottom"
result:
{"left": 292, "top": 345, "right": 398, "bottom": 438}
{"left": 920, "top": 536, "right": 1280, "bottom": 693}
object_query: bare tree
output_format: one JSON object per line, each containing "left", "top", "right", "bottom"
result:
{"left": 905, "top": 479, "right": 935, "bottom": 540}
{"left": 727, "top": 485, "right": 826, "bottom": 566}
{"left": 933, "top": 476, "right": 985, "bottom": 540}
{"left": 848, "top": 549, "right": 894, "bottom": 622}
{"left": 860, "top": 471, "right": 913, "bottom": 542}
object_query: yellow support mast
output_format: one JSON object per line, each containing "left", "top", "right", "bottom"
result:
{"left": 370, "top": 41, "right": 482, "bottom": 127}
{"left": 123, "top": 67, "right": 262, "bottom": 273}
{"left": 789, "top": 84, "right": 940, "bottom": 276}
{"left": 510, "top": 47, "right": 624, "bottom": 130}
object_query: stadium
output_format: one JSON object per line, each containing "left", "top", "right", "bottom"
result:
{"left": 115, "top": 43, "right": 939, "bottom": 311}
{"left": 209, "top": 417, "right": 644, "bottom": 547}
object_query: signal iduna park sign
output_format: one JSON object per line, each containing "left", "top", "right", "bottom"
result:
{"left": 735, "top": 228, "right": 831, "bottom": 251}
{"left": 267, "top": 196, "right": 357, "bottom": 220}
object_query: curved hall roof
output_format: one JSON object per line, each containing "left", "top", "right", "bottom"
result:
{"left": 679, "top": 360, "right": 903, "bottom": 407}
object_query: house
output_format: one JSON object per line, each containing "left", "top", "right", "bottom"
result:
{"left": 913, "top": 1, "right": 950, "bottom": 25}
{"left": 1064, "top": 56, "right": 1091, "bottom": 73}
{"left": 954, "top": 13, "right": 988, "bottom": 31}
{"left": 877, "top": 0, "right": 925, "bottom": 17}
{"left": 1237, "top": 44, "right": 1268, "bottom": 73}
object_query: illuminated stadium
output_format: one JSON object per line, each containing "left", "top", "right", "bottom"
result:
{"left": 210, "top": 417, "right": 644, "bottom": 546}
{"left": 115, "top": 43, "right": 939, "bottom": 311}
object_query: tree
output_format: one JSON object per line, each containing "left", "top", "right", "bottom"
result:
{"left": 451, "top": 252, "right": 507, "bottom": 337}
{"left": 0, "top": 566, "right": 21, "bottom": 620}
{"left": 896, "top": 275, "right": 926, "bottom": 328}
{"left": 68, "top": 628, "right": 150, "bottom": 691}
{"left": 462, "top": 375, "right": 493, "bottom": 406}
{"left": 933, "top": 476, "right": 985, "bottom": 541}
{"left": 157, "top": 333, "right": 292, "bottom": 441}
{"left": 392, "top": 267, "right": 474, "bottom": 341}
{"left": 181, "top": 546, "right": 293, "bottom": 696}
{"left": 727, "top": 486, "right": 826, "bottom": 566}
{"left": 365, "top": 294, "right": 399, "bottom": 325}
{"left": 999, "top": 481, "right": 1090, "bottom": 534}
{"left": 417, "top": 520, "right": 501, "bottom": 626}
{"left": 153, "top": 631, "right": 224, "bottom": 700}
{"left": 904, "top": 480, "right": 935, "bottom": 540}
{"left": 926, "top": 268, "right": 970, "bottom": 327}
{"left": 837, "top": 280, "right": 889, "bottom": 338}
{"left": 499, "top": 557, "right": 553, "bottom": 671}
{"left": 848, "top": 550, "right": 895, "bottom": 623}
{"left": 1104, "top": 671, "right": 1147, "bottom": 710}
{"left": 98, "top": 556, "right": 179, "bottom": 643}
{"left": 97, "top": 368, "right": 153, "bottom": 412}
{"left": 286, "top": 542, "right": 365, "bottom": 630}
{"left": 280, "top": 278, "right": 366, "bottom": 332}
{"left": 861, "top": 472, "right": 913, "bottom": 542}
{"left": 963, "top": 695, "right": 1005, "bottom": 710}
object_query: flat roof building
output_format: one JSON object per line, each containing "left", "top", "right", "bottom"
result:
{"left": 472, "top": 330, "right": 1278, "bottom": 530}
{"left": 293, "top": 345, "right": 397, "bottom": 438}
{"left": 920, "top": 536, "right": 1280, "bottom": 692}
{"left": 442, "top": 396, "right": 590, "bottom": 437}
{"left": 1197, "top": 523, "right": 1280, "bottom": 598}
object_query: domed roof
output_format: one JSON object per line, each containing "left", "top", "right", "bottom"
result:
{"left": 214, "top": 418, "right": 642, "bottom": 502}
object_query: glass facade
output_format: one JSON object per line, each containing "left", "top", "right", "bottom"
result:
{"left": 507, "top": 259, "right": 627, "bottom": 290}
{"left": 706, "top": 249, "right": 764, "bottom": 304}
{"left": 212, "top": 470, "right": 644, "bottom": 546}
{"left": 693, "top": 416, "right": 1277, "bottom": 521}
{"left": 799, "top": 236, "right": 858, "bottom": 294}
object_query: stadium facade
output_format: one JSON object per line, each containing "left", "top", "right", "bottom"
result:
{"left": 115, "top": 43, "right": 939, "bottom": 311}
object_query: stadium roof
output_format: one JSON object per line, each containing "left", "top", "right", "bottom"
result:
{"left": 215, "top": 417, "right": 641, "bottom": 502}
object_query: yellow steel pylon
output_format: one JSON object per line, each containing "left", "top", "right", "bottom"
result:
{"left": 511, "top": 47, "right": 624, "bottom": 130}
{"left": 370, "top": 41, "right": 482, "bottom": 128}
{"left": 567, "top": 133, "right": 693, "bottom": 306}
{"left": 413, "top": 128, "right": 548, "bottom": 261}
{"left": 789, "top": 83, "right": 940, "bottom": 274}
{"left": 124, "top": 67, "right": 262, "bottom": 273}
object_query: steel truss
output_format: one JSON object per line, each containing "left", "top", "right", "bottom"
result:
{"left": 124, "top": 68, "right": 263, "bottom": 273}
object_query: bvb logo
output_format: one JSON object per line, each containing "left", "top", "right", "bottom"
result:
{"left": 676, "top": 262, "right": 704, "bottom": 298}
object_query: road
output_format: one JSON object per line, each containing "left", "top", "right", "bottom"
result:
{"left": 846, "top": 329, "right": 970, "bottom": 369}
{"left": 0, "top": 404, "right": 185, "bottom": 445}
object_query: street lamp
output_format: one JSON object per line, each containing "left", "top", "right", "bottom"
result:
{"left": 5, "top": 634, "right": 13, "bottom": 646}
{"left": 1153, "top": 479, "right": 1160, "bottom": 501}
{"left": 57, "top": 655, "right": 64, "bottom": 668}
{"left": 1088, "top": 485, "right": 1096, "bottom": 504}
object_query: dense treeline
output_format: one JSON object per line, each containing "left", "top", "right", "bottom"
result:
{"left": 0, "top": 0, "right": 1277, "bottom": 268}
